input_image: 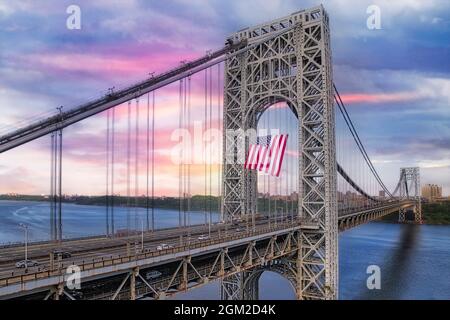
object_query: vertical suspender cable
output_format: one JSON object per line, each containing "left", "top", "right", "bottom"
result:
{"left": 209, "top": 66, "right": 212, "bottom": 235}
{"left": 54, "top": 129, "right": 58, "bottom": 239}
{"left": 146, "top": 93, "right": 150, "bottom": 231}
{"left": 204, "top": 69, "right": 207, "bottom": 225}
{"left": 50, "top": 133, "right": 54, "bottom": 241}
{"left": 274, "top": 105, "right": 278, "bottom": 226}
{"left": 135, "top": 98, "right": 139, "bottom": 232}
{"left": 181, "top": 78, "right": 185, "bottom": 231}
{"left": 56, "top": 105, "right": 63, "bottom": 242}
{"left": 187, "top": 76, "right": 192, "bottom": 240}
{"left": 183, "top": 77, "right": 188, "bottom": 229}
{"left": 217, "top": 64, "right": 221, "bottom": 224}
{"left": 285, "top": 106, "right": 288, "bottom": 222}
{"left": 268, "top": 111, "right": 271, "bottom": 228}
{"left": 53, "top": 132, "right": 57, "bottom": 241}
{"left": 266, "top": 111, "right": 269, "bottom": 219}
{"left": 293, "top": 111, "right": 296, "bottom": 220}
{"left": 111, "top": 107, "right": 115, "bottom": 237}
{"left": 127, "top": 101, "right": 131, "bottom": 236}
{"left": 58, "top": 127, "right": 62, "bottom": 242}
{"left": 178, "top": 79, "right": 183, "bottom": 232}
{"left": 106, "top": 110, "right": 110, "bottom": 237}
{"left": 151, "top": 91, "right": 155, "bottom": 231}
{"left": 181, "top": 80, "right": 185, "bottom": 230}
{"left": 288, "top": 107, "right": 290, "bottom": 222}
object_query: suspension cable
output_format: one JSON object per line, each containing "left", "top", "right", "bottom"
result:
{"left": 184, "top": 76, "right": 188, "bottom": 229}
{"left": 187, "top": 76, "right": 192, "bottom": 241}
{"left": 53, "top": 130, "right": 58, "bottom": 240}
{"left": 217, "top": 64, "right": 222, "bottom": 223}
{"left": 209, "top": 66, "right": 213, "bottom": 236}
{"left": 334, "top": 84, "right": 393, "bottom": 198}
{"left": 135, "top": 98, "right": 139, "bottom": 233}
{"left": 146, "top": 93, "right": 150, "bottom": 231}
{"left": 182, "top": 76, "right": 187, "bottom": 231}
{"left": 151, "top": 91, "right": 155, "bottom": 231}
{"left": 126, "top": 101, "right": 131, "bottom": 236}
{"left": 111, "top": 107, "right": 115, "bottom": 237}
{"left": 178, "top": 79, "right": 183, "bottom": 233}
{"left": 106, "top": 109, "right": 110, "bottom": 237}
{"left": 204, "top": 69, "right": 208, "bottom": 226}
{"left": 50, "top": 132, "right": 55, "bottom": 241}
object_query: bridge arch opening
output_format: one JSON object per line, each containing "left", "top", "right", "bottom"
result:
{"left": 243, "top": 266, "right": 297, "bottom": 300}
{"left": 258, "top": 271, "right": 296, "bottom": 299}
{"left": 251, "top": 100, "right": 299, "bottom": 220}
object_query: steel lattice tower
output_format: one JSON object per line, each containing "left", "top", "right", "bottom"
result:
{"left": 221, "top": 5, "right": 338, "bottom": 300}
{"left": 399, "top": 167, "right": 422, "bottom": 223}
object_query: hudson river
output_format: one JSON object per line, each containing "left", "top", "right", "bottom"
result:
{"left": 0, "top": 200, "right": 449, "bottom": 299}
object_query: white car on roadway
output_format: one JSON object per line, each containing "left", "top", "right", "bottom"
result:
{"left": 156, "top": 243, "right": 173, "bottom": 251}
{"left": 146, "top": 270, "right": 162, "bottom": 280}
{"left": 15, "top": 260, "right": 39, "bottom": 268}
{"left": 197, "top": 234, "right": 210, "bottom": 241}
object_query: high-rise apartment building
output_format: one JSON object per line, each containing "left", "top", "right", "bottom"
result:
{"left": 421, "top": 184, "right": 442, "bottom": 202}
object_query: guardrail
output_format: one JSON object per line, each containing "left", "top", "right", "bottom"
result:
{"left": 0, "top": 221, "right": 213, "bottom": 249}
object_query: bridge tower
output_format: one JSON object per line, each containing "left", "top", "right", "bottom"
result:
{"left": 221, "top": 5, "right": 338, "bottom": 300}
{"left": 398, "top": 167, "right": 422, "bottom": 224}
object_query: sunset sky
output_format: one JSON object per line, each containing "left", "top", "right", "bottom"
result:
{"left": 0, "top": 0, "right": 449, "bottom": 196}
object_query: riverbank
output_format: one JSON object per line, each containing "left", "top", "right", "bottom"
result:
{"left": 2, "top": 194, "right": 449, "bottom": 225}
{"left": 0, "top": 194, "right": 219, "bottom": 211}
{"left": 0, "top": 194, "right": 292, "bottom": 214}
{"left": 380, "top": 201, "right": 450, "bottom": 225}
{"left": 422, "top": 202, "right": 450, "bottom": 224}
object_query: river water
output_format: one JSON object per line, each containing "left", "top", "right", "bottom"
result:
{"left": 0, "top": 200, "right": 449, "bottom": 299}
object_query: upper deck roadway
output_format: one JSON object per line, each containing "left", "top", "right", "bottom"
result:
{"left": 0, "top": 200, "right": 414, "bottom": 299}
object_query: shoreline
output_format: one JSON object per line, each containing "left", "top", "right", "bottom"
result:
{"left": 1, "top": 197, "right": 449, "bottom": 225}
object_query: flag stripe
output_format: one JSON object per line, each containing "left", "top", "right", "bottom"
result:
{"left": 244, "top": 134, "right": 288, "bottom": 177}
{"left": 271, "top": 134, "right": 284, "bottom": 176}
{"left": 251, "top": 145, "right": 260, "bottom": 170}
{"left": 268, "top": 135, "right": 281, "bottom": 175}
{"left": 273, "top": 134, "right": 288, "bottom": 177}
{"left": 258, "top": 146, "right": 268, "bottom": 171}
{"left": 245, "top": 144, "right": 255, "bottom": 169}
{"left": 262, "top": 140, "right": 273, "bottom": 173}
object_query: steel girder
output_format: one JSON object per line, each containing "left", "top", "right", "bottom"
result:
{"left": 338, "top": 201, "right": 414, "bottom": 231}
{"left": 102, "top": 230, "right": 300, "bottom": 300}
{"left": 221, "top": 5, "right": 337, "bottom": 300}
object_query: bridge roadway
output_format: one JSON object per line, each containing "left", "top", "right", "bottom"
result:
{"left": 0, "top": 200, "right": 413, "bottom": 299}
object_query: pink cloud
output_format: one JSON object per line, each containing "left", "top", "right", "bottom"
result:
{"left": 285, "top": 149, "right": 298, "bottom": 157}
{"left": 0, "top": 167, "right": 40, "bottom": 194}
{"left": 25, "top": 51, "right": 200, "bottom": 78}
{"left": 340, "top": 92, "right": 422, "bottom": 104}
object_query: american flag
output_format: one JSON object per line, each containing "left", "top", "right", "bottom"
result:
{"left": 244, "top": 134, "right": 288, "bottom": 177}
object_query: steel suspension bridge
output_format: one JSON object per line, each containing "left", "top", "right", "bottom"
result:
{"left": 0, "top": 5, "right": 421, "bottom": 300}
